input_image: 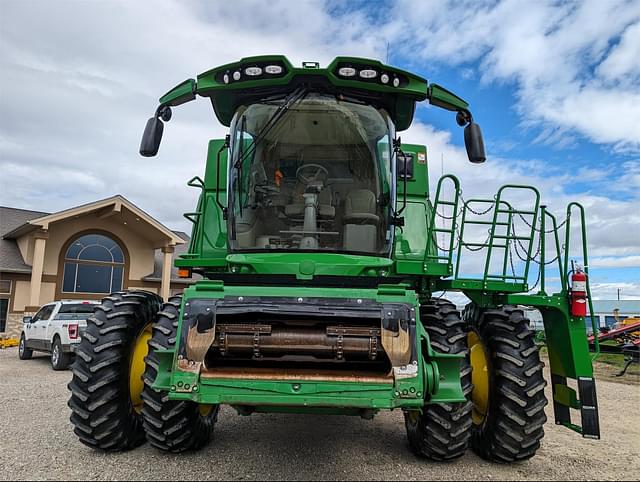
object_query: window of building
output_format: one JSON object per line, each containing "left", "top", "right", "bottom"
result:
{"left": 0, "top": 299, "right": 8, "bottom": 332}
{"left": 0, "top": 280, "right": 10, "bottom": 332}
{"left": 62, "top": 234, "right": 125, "bottom": 294}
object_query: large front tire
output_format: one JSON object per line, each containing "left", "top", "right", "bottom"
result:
{"left": 405, "top": 299, "right": 473, "bottom": 461}
{"left": 463, "top": 304, "right": 548, "bottom": 463}
{"left": 19, "top": 333, "right": 33, "bottom": 360}
{"left": 141, "top": 296, "right": 219, "bottom": 453}
{"left": 67, "top": 290, "right": 162, "bottom": 451}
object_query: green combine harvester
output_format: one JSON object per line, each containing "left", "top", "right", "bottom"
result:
{"left": 68, "top": 56, "right": 600, "bottom": 462}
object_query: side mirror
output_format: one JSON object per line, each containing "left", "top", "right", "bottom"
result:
{"left": 464, "top": 122, "right": 486, "bottom": 163}
{"left": 140, "top": 117, "right": 164, "bottom": 157}
{"left": 22, "top": 316, "right": 32, "bottom": 324}
{"left": 397, "top": 152, "right": 414, "bottom": 180}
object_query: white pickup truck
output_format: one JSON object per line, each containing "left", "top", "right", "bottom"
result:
{"left": 18, "top": 300, "right": 98, "bottom": 370}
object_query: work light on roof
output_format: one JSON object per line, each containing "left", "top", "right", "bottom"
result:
{"left": 359, "top": 69, "right": 377, "bottom": 79}
{"left": 245, "top": 66, "right": 263, "bottom": 76}
{"left": 233, "top": 71, "right": 241, "bottom": 81}
{"left": 338, "top": 67, "right": 356, "bottom": 77}
{"left": 223, "top": 73, "right": 230, "bottom": 84}
{"left": 393, "top": 77, "right": 400, "bottom": 87}
{"left": 265, "top": 65, "right": 283, "bottom": 75}
{"left": 380, "top": 73, "right": 389, "bottom": 84}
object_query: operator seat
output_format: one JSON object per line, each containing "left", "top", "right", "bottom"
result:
{"left": 343, "top": 189, "right": 378, "bottom": 253}
{"left": 343, "top": 189, "right": 379, "bottom": 225}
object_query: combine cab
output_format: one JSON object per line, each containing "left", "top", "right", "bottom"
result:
{"left": 68, "top": 56, "right": 600, "bottom": 461}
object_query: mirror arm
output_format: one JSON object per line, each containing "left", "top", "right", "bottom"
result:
{"left": 215, "top": 135, "right": 230, "bottom": 220}
{"left": 392, "top": 137, "right": 408, "bottom": 225}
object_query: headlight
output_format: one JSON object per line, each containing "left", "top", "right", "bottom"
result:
{"left": 359, "top": 69, "right": 377, "bottom": 79}
{"left": 245, "top": 66, "right": 263, "bottom": 76}
{"left": 265, "top": 65, "right": 283, "bottom": 74}
{"left": 338, "top": 67, "right": 356, "bottom": 77}
{"left": 380, "top": 73, "right": 389, "bottom": 84}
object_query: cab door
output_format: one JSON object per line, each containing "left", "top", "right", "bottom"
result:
{"left": 27, "top": 304, "right": 55, "bottom": 351}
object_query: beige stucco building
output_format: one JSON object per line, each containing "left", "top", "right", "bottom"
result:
{"left": 0, "top": 195, "right": 195, "bottom": 338}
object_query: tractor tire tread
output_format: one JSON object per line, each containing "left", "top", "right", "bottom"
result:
{"left": 67, "top": 290, "right": 162, "bottom": 451}
{"left": 463, "top": 304, "right": 548, "bottom": 463}
{"left": 405, "top": 298, "right": 472, "bottom": 461}
{"left": 141, "top": 295, "right": 218, "bottom": 453}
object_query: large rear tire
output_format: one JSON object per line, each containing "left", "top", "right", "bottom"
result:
{"left": 51, "top": 336, "right": 71, "bottom": 371}
{"left": 405, "top": 299, "right": 473, "bottom": 461}
{"left": 141, "top": 295, "right": 219, "bottom": 453}
{"left": 67, "top": 290, "right": 162, "bottom": 451}
{"left": 463, "top": 304, "right": 548, "bottom": 463}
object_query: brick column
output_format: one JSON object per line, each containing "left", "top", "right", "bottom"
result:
{"left": 160, "top": 246, "right": 175, "bottom": 302}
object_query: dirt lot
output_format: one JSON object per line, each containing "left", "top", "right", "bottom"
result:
{"left": 0, "top": 347, "right": 638, "bottom": 481}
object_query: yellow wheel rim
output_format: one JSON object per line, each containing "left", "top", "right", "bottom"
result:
{"left": 468, "top": 331, "right": 490, "bottom": 425}
{"left": 129, "top": 324, "right": 152, "bottom": 414}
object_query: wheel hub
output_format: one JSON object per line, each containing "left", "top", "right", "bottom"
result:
{"left": 468, "top": 331, "right": 490, "bottom": 425}
{"left": 129, "top": 324, "right": 152, "bottom": 413}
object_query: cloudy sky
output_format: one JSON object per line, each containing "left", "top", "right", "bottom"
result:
{"left": 1, "top": 0, "right": 639, "bottom": 300}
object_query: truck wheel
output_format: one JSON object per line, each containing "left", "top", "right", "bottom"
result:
{"left": 67, "top": 290, "right": 162, "bottom": 451}
{"left": 51, "top": 336, "right": 71, "bottom": 370}
{"left": 141, "top": 296, "right": 219, "bottom": 453}
{"left": 405, "top": 299, "right": 472, "bottom": 460}
{"left": 463, "top": 304, "right": 548, "bottom": 462}
{"left": 19, "top": 334, "right": 33, "bottom": 360}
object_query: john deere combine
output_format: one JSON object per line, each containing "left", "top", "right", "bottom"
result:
{"left": 68, "top": 56, "right": 600, "bottom": 461}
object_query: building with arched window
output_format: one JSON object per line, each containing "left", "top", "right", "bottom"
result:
{"left": 0, "top": 196, "right": 194, "bottom": 337}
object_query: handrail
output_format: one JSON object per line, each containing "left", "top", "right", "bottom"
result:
{"left": 563, "top": 202, "right": 599, "bottom": 359}
{"left": 489, "top": 185, "right": 540, "bottom": 283}
{"left": 425, "top": 174, "right": 460, "bottom": 268}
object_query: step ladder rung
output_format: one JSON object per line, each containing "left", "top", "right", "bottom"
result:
{"left": 463, "top": 220, "right": 510, "bottom": 226}
{"left": 493, "top": 234, "right": 532, "bottom": 240}
{"left": 486, "top": 274, "right": 527, "bottom": 280}
{"left": 435, "top": 201, "right": 457, "bottom": 206}
{"left": 461, "top": 242, "right": 508, "bottom": 249}
{"left": 497, "top": 209, "right": 536, "bottom": 215}
{"left": 432, "top": 228, "right": 454, "bottom": 233}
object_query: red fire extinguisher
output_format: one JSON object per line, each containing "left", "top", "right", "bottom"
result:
{"left": 570, "top": 266, "right": 588, "bottom": 317}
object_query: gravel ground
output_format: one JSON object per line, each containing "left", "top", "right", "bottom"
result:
{"left": 1, "top": 347, "right": 638, "bottom": 481}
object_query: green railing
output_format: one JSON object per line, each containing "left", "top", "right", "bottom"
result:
{"left": 424, "top": 174, "right": 460, "bottom": 268}
{"left": 428, "top": 177, "right": 598, "bottom": 344}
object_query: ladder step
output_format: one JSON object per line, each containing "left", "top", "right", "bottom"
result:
{"left": 464, "top": 220, "right": 509, "bottom": 226}
{"left": 497, "top": 209, "right": 536, "bottom": 215}
{"left": 435, "top": 200, "right": 457, "bottom": 206}
{"left": 486, "top": 274, "right": 526, "bottom": 280}
{"left": 461, "top": 242, "right": 508, "bottom": 249}
{"left": 493, "top": 234, "right": 532, "bottom": 240}
{"left": 432, "top": 228, "right": 454, "bottom": 233}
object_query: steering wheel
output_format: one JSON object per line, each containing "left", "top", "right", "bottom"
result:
{"left": 296, "top": 164, "right": 329, "bottom": 186}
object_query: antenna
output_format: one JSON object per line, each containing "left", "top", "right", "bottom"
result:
{"left": 386, "top": 42, "right": 390, "bottom": 64}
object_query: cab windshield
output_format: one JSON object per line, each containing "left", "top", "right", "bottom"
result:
{"left": 228, "top": 93, "right": 395, "bottom": 256}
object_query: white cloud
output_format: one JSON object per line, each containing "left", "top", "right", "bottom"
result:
{"left": 394, "top": 0, "right": 640, "bottom": 151}
{"left": 591, "top": 256, "right": 640, "bottom": 268}
{"left": 589, "top": 282, "right": 640, "bottom": 300}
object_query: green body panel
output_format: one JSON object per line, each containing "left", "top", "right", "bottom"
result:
{"left": 153, "top": 283, "right": 465, "bottom": 411}
{"left": 161, "top": 55, "right": 431, "bottom": 131}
